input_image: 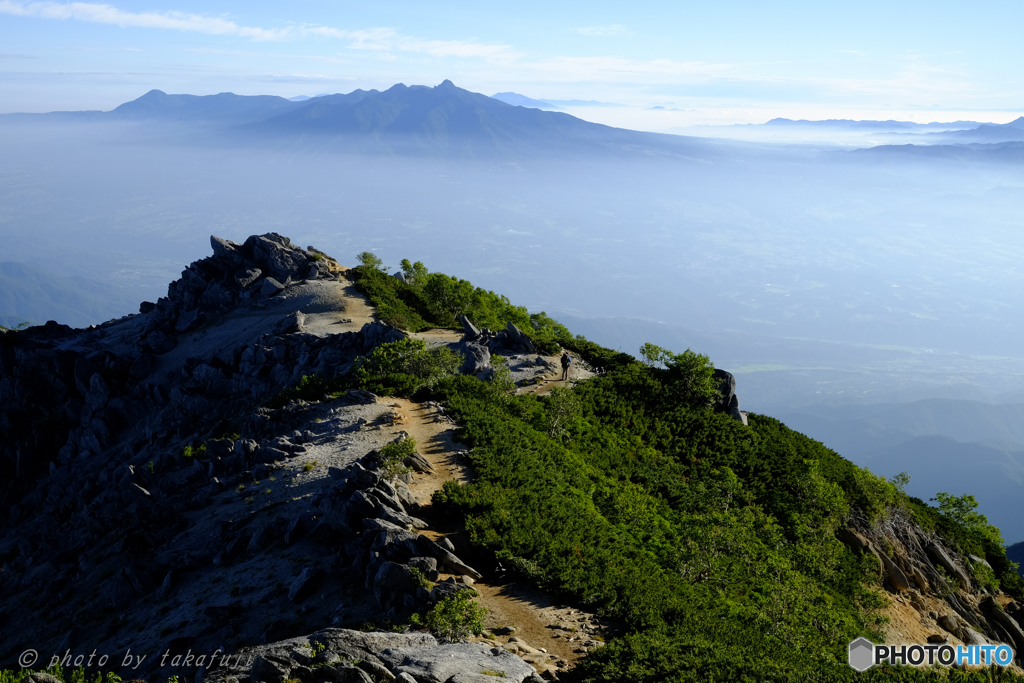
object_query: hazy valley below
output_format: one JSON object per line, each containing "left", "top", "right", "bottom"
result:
{"left": 3, "top": 84, "right": 1024, "bottom": 537}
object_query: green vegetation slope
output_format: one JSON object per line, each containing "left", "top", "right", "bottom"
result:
{"left": 355, "top": 258, "right": 1024, "bottom": 682}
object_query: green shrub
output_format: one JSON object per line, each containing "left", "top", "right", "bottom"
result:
{"left": 412, "top": 591, "right": 486, "bottom": 642}
{"left": 354, "top": 338, "right": 464, "bottom": 396}
{"left": 357, "top": 251, "right": 385, "bottom": 270}
{"left": 375, "top": 438, "right": 416, "bottom": 481}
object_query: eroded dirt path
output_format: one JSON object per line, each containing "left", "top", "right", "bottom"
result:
{"left": 375, "top": 396, "right": 612, "bottom": 675}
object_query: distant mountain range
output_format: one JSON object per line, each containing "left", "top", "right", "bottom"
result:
{"left": 4, "top": 81, "right": 1020, "bottom": 161}
{"left": 0, "top": 81, "right": 695, "bottom": 159}
{"left": 0, "top": 261, "right": 140, "bottom": 329}
{"left": 491, "top": 92, "right": 558, "bottom": 108}
{"left": 924, "top": 116, "right": 1024, "bottom": 143}
{"left": 848, "top": 141, "right": 1024, "bottom": 163}
{"left": 762, "top": 117, "right": 983, "bottom": 131}
{"left": 491, "top": 92, "right": 623, "bottom": 109}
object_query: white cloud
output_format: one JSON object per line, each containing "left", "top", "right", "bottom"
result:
{"left": 0, "top": 0, "right": 292, "bottom": 39}
{"left": 0, "top": 0, "right": 521, "bottom": 60}
{"left": 0, "top": 0, "right": 290, "bottom": 40}
{"left": 575, "top": 25, "right": 628, "bottom": 37}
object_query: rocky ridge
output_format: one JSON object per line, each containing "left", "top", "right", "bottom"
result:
{"left": 0, "top": 233, "right": 565, "bottom": 681}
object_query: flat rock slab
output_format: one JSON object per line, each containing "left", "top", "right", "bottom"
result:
{"left": 377, "top": 643, "right": 536, "bottom": 683}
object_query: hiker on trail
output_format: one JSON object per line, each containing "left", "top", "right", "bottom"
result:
{"left": 560, "top": 351, "right": 572, "bottom": 381}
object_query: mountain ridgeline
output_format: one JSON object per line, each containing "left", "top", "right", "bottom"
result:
{"left": 0, "top": 81, "right": 715, "bottom": 159}
{"left": 1, "top": 234, "right": 1024, "bottom": 682}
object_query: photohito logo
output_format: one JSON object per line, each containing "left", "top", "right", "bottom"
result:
{"left": 848, "top": 638, "right": 1015, "bottom": 670}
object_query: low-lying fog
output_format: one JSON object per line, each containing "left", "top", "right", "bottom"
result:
{"left": 3, "top": 119, "right": 1023, "bottom": 535}
{"left": 3, "top": 122, "right": 1023, "bottom": 407}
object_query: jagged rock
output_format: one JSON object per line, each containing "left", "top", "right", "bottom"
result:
{"left": 879, "top": 552, "right": 912, "bottom": 592}
{"left": 139, "top": 301, "right": 156, "bottom": 314}
{"left": 235, "top": 267, "right": 262, "bottom": 288}
{"left": 410, "top": 557, "right": 439, "bottom": 582}
{"left": 347, "top": 389, "right": 379, "bottom": 405}
{"left": 429, "top": 580, "right": 475, "bottom": 604}
{"left": 373, "top": 561, "right": 421, "bottom": 608}
{"left": 27, "top": 675, "right": 63, "bottom": 683}
{"left": 493, "top": 322, "right": 536, "bottom": 355}
{"left": 962, "top": 627, "right": 989, "bottom": 646}
{"left": 926, "top": 543, "right": 971, "bottom": 591}
{"left": 376, "top": 506, "right": 430, "bottom": 531}
{"left": 261, "top": 277, "right": 286, "bottom": 298}
{"left": 210, "top": 236, "right": 245, "bottom": 268}
{"left": 451, "top": 341, "right": 489, "bottom": 375}
{"left": 727, "top": 394, "right": 744, "bottom": 423}
{"left": 274, "top": 311, "right": 306, "bottom": 335}
{"left": 837, "top": 528, "right": 871, "bottom": 553}
{"left": 256, "top": 445, "right": 291, "bottom": 463}
{"left": 175, "top": 308, "right": 205, "bottom": 333}
{"left": 251, "top": 655, "right": 291, "bottom": 683}
{"left": 248, "top": 523, "right": 283, "bottom": 554}
{"left": 460, "top": 315, "right": 481, "bottom": 339}
{"left": 938, "top": 613, "right": 959, "bottom": 634}
{"left": 403, "top": 451, "right": 434, "bottom": 474}
{"left": 245, "top": 233, "right": 311, "bottom": 280}
{"left": 144, "top": 329, "right": 177, "bottom": 354}
{"left": 969, "top": 553, "right": 993, "bottom": 570}
{"left": 288, "top": 566, "right": 325, "bottom": 603}
{"left": 712, "top": 368, "right": 735, "bottom": 410}
{"left": 981, "top": 596, "right": 1024, "bottom": 653}
{"left": 414, "top": 535, "right": 482, "bottom": 579}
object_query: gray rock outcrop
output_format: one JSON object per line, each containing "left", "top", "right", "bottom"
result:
{"left": 203, "top": 628, "right": 538, "bottom": 683}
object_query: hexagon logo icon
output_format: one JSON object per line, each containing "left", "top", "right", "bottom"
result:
{"left": 848, "top": 637, "right": 875, "bottom": 671}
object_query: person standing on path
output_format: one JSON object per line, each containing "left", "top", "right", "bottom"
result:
{"left": 560, "top": 351, "right": 572, "bottom": 381}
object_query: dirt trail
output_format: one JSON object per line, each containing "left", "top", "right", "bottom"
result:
{"left": 334, "top": 274, "right": 377, "bottom": 331}
{"left": 376, "top": 397, "right": 611, "bottom": 674}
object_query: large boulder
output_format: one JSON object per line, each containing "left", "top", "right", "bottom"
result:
{"left": 373, "top": 561, "right": 421, "bottom": 609}
{"left": 451, "top": 341, "right": 489, "bottom": 375}
{"left": 712, "top": 368, "right": 735, "bottom": 411}
{"left": 460, "top": 315, "right": 481, "bottom": 340}
{"left": 492, "top": 323, "right": 536, "bottom": 355}
{"left": 274, "top": 310, "right": 306, "bottom": 335}
{"left": 210, "top": 236, "right": 244, "bottom": 269}
{"left": 245, "top": 233, "right": 312, "bottom": 280}
{"left": 260, "top": 277, "right": 286, "bottom": 299}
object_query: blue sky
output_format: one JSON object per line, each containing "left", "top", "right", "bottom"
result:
{"left": 1, "top": 0, "right": 1022, "bottom": 128}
